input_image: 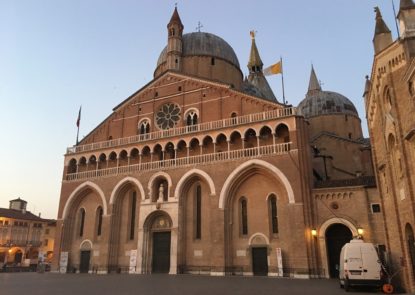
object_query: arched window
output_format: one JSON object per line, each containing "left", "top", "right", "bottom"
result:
{"left": 275, "top": 124, "right": 290, "bottom": 143}
{"left": 195, "top": 184, "right": 202, "bottom": 239}
{"left": 384, "top": 87, "right": 393, "bottom": 112}
{"left": 96, "top": 207, "right": 103, "bottom": 236}
{"left": 240, "top": 198, "right": 248, "bottom": 235}
{"left": 139, "top": 120, "right": 150, "bottom": 135}
{"left": 269, "top": 195, "right": 278, "bottom": 234}
{"left": 79, "top": 208, "right": 86, "bottom": 237}
{"left": 129, "top": 191, "right": 137, "bottom": 240}
{"left": 231, "top": 112, "right": 238, "bottom": 125}
{"left": 68, "top": 159, "right": 77, "bottom": 174}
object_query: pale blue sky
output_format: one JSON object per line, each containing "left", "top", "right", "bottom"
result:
{"left": 0, "top": 1, "right": 399, "bottom": 218}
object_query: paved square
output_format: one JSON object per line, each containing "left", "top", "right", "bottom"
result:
{"left": 0, "top": 273, "right": 388, "bottom": 295}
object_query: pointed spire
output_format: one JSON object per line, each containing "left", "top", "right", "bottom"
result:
{"left": 400, "top": 0, "right": 415, "bottom": 10}
{"left": 247, "top": 31, "right": 263, "bottom": 72}
{"left": 307, "top": 65, "right": 321, "bottom": 96}
{"left": 374, "top": 7, "right": 391, "bottom": 35}
{"left": 373, "top": 7, "right": 393, "bottom": 54}
{"left": 168, "top": 6, "right": 183, "bottom": 29}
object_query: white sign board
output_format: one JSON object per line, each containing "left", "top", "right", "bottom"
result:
{"left": 276, "top": 248, "right": 283, "bottom": 277}
{"left": 129, "top": 250, "right": 137, "bottom": 273}
{"left": 59, "top": 252, "right": 68, "bottom": 273}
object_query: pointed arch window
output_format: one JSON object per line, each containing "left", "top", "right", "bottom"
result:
{"left": 195, "top": 184, "right": 202, "bottom": 239}
{"left": 96, "top": 207, "right": 103, "bottom": 236}
{"left": 139, "top": 120, "right": 150, "bottom": 135}
{"left": 79, "top": 208, "right": 85, "bottom": 237}
{"left": 186, "top": 111, "right": 198, "bottom": 126}
{"left": 240, "top": 198, "right": 248, "bottom": 235}
{"left": 269, "top": 194, "right": 278, "bottom": 234}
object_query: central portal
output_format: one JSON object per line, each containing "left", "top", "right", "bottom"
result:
{"left": 152, "top": 231, "right": 171, "bottom": 273}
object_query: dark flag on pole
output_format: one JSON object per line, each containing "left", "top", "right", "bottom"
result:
{"left": 76, "top": 106, "right": 81, "bottom": 145}
{"left": 76, "top": 106, "right": 82, "bottom": 127}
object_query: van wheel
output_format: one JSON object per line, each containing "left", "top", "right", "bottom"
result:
{"left": 344, "top": 279, "right": 350, "bottom": 292}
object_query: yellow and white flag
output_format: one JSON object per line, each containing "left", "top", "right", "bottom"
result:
{"left": 263, "top": 61, "right": 282, "bottom": 76}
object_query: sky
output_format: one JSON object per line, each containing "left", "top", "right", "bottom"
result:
{"left": 0, "top": 0, "right": 401, "bottom": 219}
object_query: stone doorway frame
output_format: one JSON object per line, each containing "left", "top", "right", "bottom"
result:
{"left": 318, "top": 218, "right": 357, "bottom": 278}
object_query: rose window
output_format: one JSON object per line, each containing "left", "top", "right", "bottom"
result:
{"left": 155, "top": 103, "right": 181, "bottom": 130}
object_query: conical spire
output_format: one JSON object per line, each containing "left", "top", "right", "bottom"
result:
{"left": 374, "top": 7, "right": 391, "bottom": 35}
{"left": 307, "top": 65, "right": 321, "bottom": 96}
{"left": 247, "top": 31, "right": 263, "bottom": 72}
{"left": 168, "top": 7, "right": 183, "bottom": 29}
{"left": 373, "top": 7, "right": 393, "bottom": 54}
{"left": 400, "top": 0, "right": 415, "bottom": 10}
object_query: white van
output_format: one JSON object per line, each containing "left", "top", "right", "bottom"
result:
{"left": 339, "top": 239, "right": 383, "bottom": 291}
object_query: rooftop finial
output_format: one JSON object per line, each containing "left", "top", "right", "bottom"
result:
{"left": 196, "top": 21, "right": 203, "bottom": 32}
{"left": 374, "top": 6, "right": 381, "bottom": 19}
{"left": 250, "top": 30, "right": 256, "bottom": 40}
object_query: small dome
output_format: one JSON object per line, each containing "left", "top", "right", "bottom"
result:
{"left": 298, "top": 91, "right": 358, "bottom": 118}
{"left": 157, "top": 32, "right": 240, "bottom": 69}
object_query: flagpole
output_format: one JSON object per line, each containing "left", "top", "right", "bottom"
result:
{"left": 76, "top": 125, "right": 80, "bottom": 146}
{"left": 280, "top": 57, "right": 286, "bottom": 105}
{"left": 76, "top": 106, "right": 81, "bottom": 146}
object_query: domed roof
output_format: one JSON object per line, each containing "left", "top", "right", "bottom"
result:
{"left": 157, "top": 32, "right": 240, "bottom": 69}
{"left": 298, "top": 66, "right": 358, "bottom": 118}
{"left": 298, "top": 91, "right": 358, "bottom": 118}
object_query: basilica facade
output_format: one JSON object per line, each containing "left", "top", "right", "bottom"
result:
{"left": 53, "top": 6, "right": 387, "bottom": 283}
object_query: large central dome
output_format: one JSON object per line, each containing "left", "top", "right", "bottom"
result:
{"left": 157, "top": 32, "right": 241, "bottom": 69}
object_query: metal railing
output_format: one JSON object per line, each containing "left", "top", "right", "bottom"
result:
{"left": 66, "top": 107, "right": 296, "bottom": 154}
{"left": 66, "top": 142, "right": 292, "bottom": 181}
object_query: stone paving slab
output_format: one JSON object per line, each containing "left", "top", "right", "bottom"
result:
{"left": 0, "top": 273, "right": 393, "bottom": 295}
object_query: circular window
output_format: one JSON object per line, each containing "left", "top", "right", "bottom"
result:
{"left": 155, "top": 103, "right": 181, "bottom": 130}
{"left": 330, "top": 202, "right": 339, "bottom": 210}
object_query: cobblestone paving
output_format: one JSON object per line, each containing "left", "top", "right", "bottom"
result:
{"left": 0, "top": 273, "right": 392, "bottom": 295}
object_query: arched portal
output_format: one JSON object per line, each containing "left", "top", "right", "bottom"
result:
{"left": 108, "top": 177, "right": 143, "bottom": 272}
{"left": 14, "top": 249, "right": 23, "bottom": 264}
{"left": 325, "top": 224, "right": 352, "bottom": 278}
{"left": 142, "top": 211, "right": 173, "bottom": 274}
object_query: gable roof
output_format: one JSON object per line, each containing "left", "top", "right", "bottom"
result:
{"left": 0, "top": 208, "right": 45, "bottom": 222}
{"left": 78, "top": 70, "right": 285, "bottom": 145}
{"left": 311, "top": 131, "right": 370, "bottom": 147}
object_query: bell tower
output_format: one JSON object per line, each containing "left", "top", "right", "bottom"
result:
{"left": 166, "top": 7, "right": 184, "bottom": 71}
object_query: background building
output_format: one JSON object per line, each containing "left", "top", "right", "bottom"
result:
{"left": 0, "top": 198, "right": 56, "bottom": 270}
{"left": 53, "top": 6, "right": 385, "bottom": 285}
